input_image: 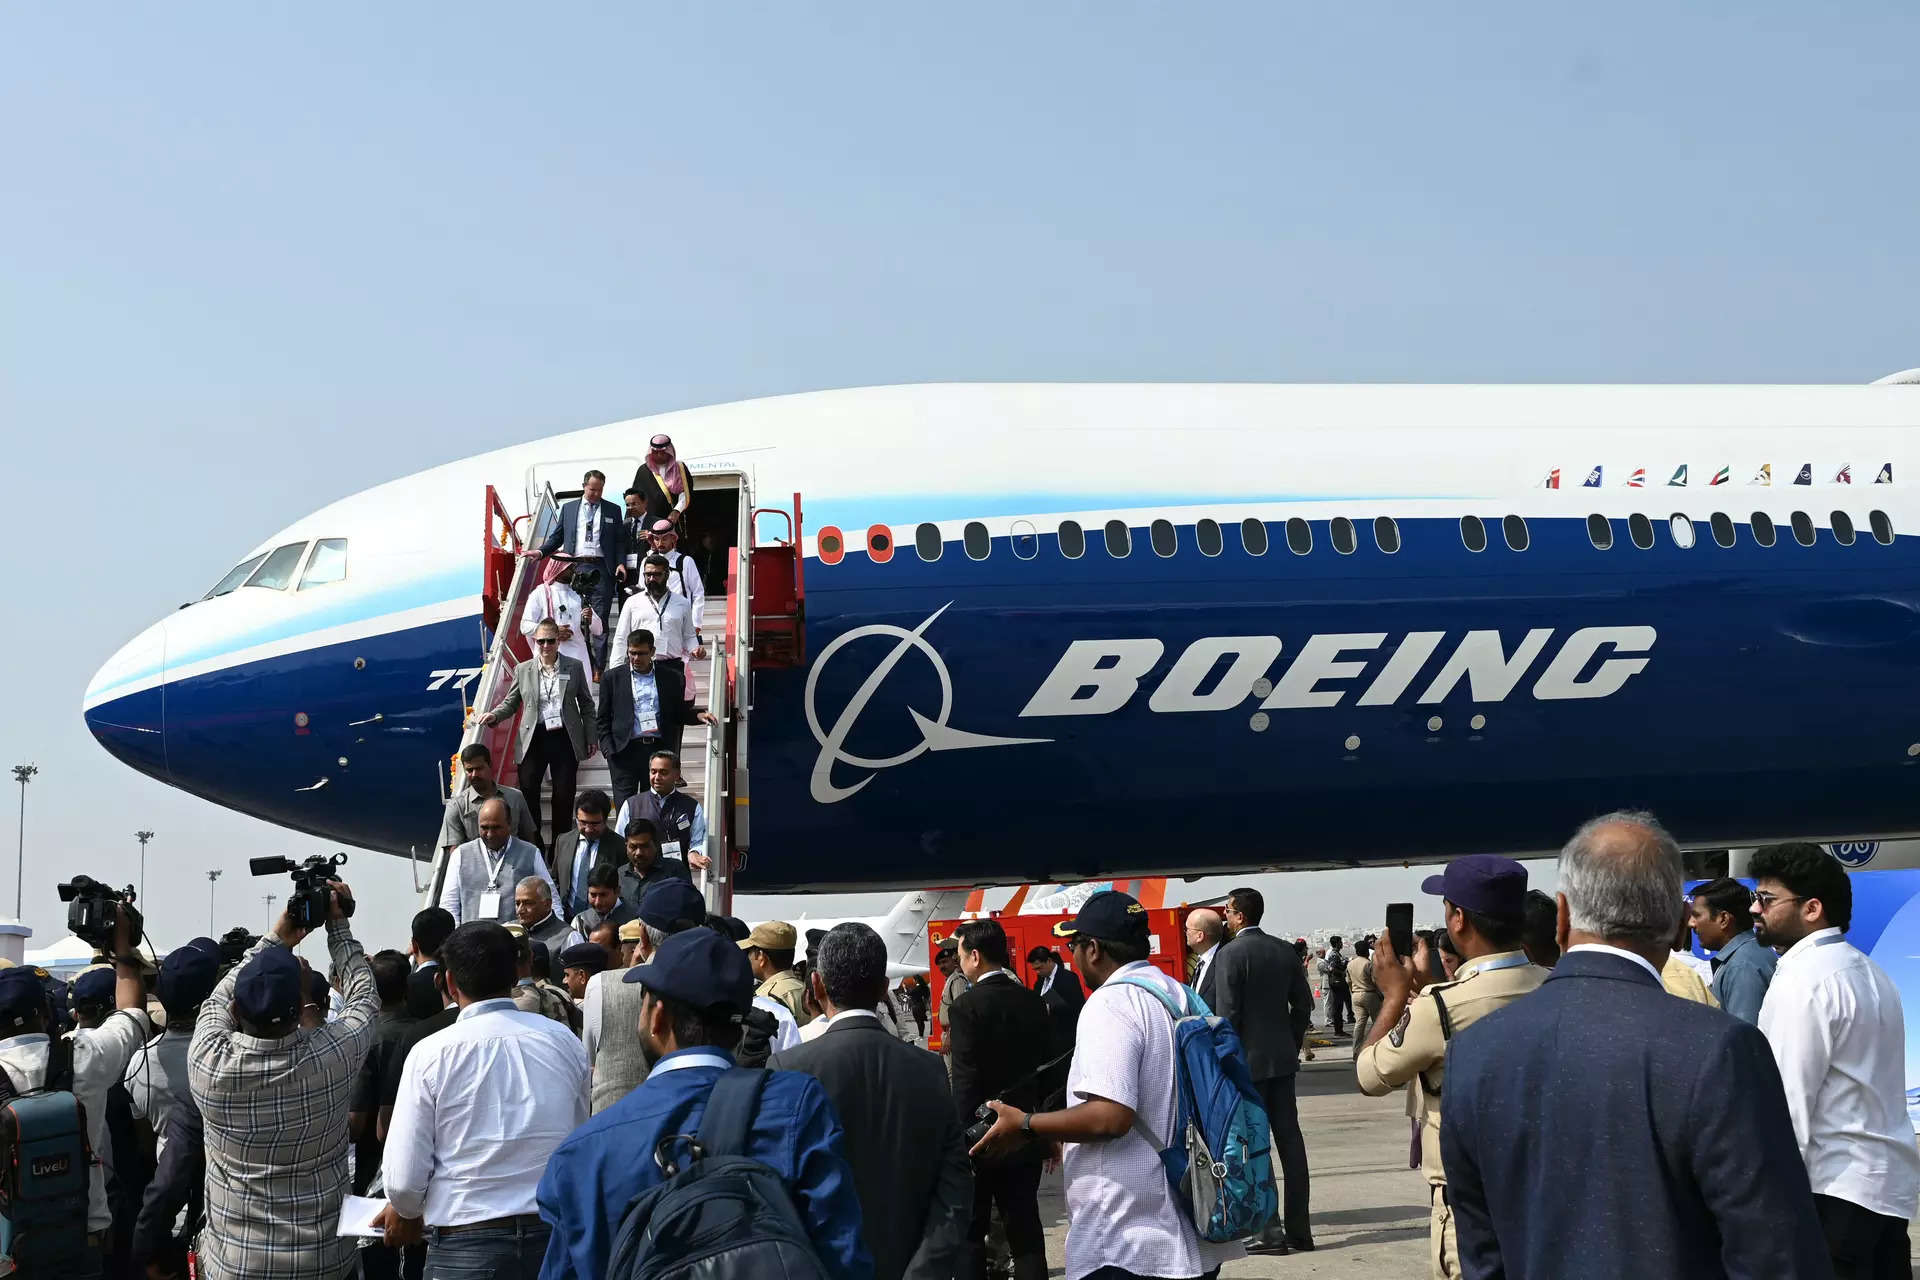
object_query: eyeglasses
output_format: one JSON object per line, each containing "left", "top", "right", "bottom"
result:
{"left": 535, "top": 637, "right": 559, "bottom": 645}
{"left": 1752, "top": 891, "right": 1803, "bottom": 910}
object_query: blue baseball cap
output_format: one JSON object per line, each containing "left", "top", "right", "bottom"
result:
{"left": 69, "top": 967, "right": 115, "bottom": 1011}
{"left": 560, "top": 943, "right": 608, "bottom": 974}
{"left": 1052, "top": 890, "right": 1152, "bottom": 943}
{"left": 159, "top": 944, "right": 220, "bottom": 1014}
{"left": 1422, "top": 855, "right": 1528, "bottom": 922}
{"left": 637, "top": 879, "right": 706, "bottom": 931}
{"left": 0, "top": 968, "right": 45, "bottom": 1025}
{"left": 623, "top": 926, "right": 753, "bottom": 1018}
{"left": 233, "top": 945, "right": 303, "bottom": 1025}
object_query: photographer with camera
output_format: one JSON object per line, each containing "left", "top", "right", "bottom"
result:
{"left": 188, "top": 870, "right": 374, "bottom": 1280}
{"left": 0, "top": 890, "right": 151, "bottom": 1275}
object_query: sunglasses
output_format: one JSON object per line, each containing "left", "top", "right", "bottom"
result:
{"left": 535, "top": 637, "right": 559, "bottom": 645}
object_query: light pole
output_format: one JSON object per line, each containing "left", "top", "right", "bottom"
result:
{"left": 11, "top": 765, "right": 36, "bottom": 918}
{"left": 135, "top": 831, "right": 154, "bottom": 908}
{"left": 206, "top": 869, "right": 222, "bottom": 935}
{"left": 262, "top": 894, "right": 277, "bottom": 928}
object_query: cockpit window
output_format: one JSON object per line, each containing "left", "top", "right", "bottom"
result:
{"left": 298, "top": 538, "right": 349, "bottom": 589}
{"left": 246, "top": 542, "right": 310, "bottom": 591}
{"left": 204, "top": 553, "right": 268, "bottom": 599}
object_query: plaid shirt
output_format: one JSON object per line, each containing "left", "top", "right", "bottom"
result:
{"left": 188, "top": 921, "right": 376, "bottom": 1280}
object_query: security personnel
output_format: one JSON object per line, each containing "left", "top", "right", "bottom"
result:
{"left": 1355, "top": 855, "right": 1547, "bottom": 1280}
{"left": 533, "top": 928, "right": 870, "bottom": 1280}
{"left": 739, "top": 921, "right": 807, "bottom": 1021}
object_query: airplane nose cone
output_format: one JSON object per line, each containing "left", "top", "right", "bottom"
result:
{"left": 83, "top": 621, "right": 169, "bottom": 780}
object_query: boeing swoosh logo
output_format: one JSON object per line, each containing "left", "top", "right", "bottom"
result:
{"left": 806, "top": 604, "right": 1051, "bottom": 804}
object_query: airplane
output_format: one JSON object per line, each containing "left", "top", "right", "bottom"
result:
{"left": 82, "top": 380, "right": 1920, "bottom": 901}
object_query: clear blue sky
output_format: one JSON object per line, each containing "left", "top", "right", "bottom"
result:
{"left": 3, "top": 4, "right": 1914, "bottom": 956}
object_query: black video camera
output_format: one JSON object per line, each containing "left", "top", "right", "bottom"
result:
{"left": 217, "top": 926, "right": 259, "bottom": 968}
{"left": 57, "top": 876, "right": 138, "bottom": 950}
{"left": 249, "top": 852, "right": 351, "bottom": 931}
{"left": 963, "top": 1103, "right": 999, "bottom": 1150}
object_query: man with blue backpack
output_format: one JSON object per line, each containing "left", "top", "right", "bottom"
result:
{"left": 970, "top": 891, "right": 1274, "bottom": 1280}
{"left": 534, "top": 926, "right": 872, "bottom": 1280}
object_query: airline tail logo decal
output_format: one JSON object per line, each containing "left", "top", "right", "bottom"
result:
{"left": 1835, "top": 464, "right": 1852, "bottom": 485}
{"left": 1627, "top": 468, "right": 1646, "bottom": 488}
{"left": 1583, "top": 466, "right": 1603, "bottom": 488}
{"left": 1710, "top": 466, "right": 1729, "bottom": 486}
{"left": 1542, "top": 468, "right": 1560, "bottom": 489}
{"left": 1793, "top": 463, "right": 1813, "bottom": 485}
{"left": 1668, "top": 465, "right": 1688, "bottom": 486}
{"left": 1751, "top": 464, "right": 1772, "bottom": 486}
{"left": 1876, "top": 463, "right": 1894, "bottom": 485}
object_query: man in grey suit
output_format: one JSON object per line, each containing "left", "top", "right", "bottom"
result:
{"left": 540, "top": 469, "right": 625, "bottom": 667}
{"left": 772, "top": 923, "right": 970, "bottom": 1280}
{"left": 1214, "top": 886, "right": 1315, "bottom": 1254}
{"left": 480, "top": 618, "right": 595, "bottom": 843}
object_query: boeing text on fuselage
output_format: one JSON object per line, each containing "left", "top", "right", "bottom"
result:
{"left": 808, "top": 609, "right": 1657, "bottom": 802}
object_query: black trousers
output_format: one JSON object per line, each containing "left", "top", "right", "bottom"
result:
{"left": 1084, "top": 1269, "right": 1220, "bottom": 1280}
{"left": 1256, "top": 1074, "right": 1311, "bottom": 1242}
{"left": 969, "top": 1157, "right": 1045, "bottom": 1277}
{"left": 1816, "top": 1194, "right": 1913, "bottom": 1280}
{"left": 1326, "top": 984, "right": 1352, "bottom": 1033}
{"left": 520, "top": 726, "right": 578, "bottom": 845}
{"left": 607, "top": 738, "right": 666, "bottom": 812}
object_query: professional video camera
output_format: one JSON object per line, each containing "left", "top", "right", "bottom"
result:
{"left": 56, "top": 876, "right": 139, "bottom": 950}
{"left": 249, "top": 852, "right": 351, "bottom": 931}
{"left": 216, "top": 926, "right": 259, "bottom": 968}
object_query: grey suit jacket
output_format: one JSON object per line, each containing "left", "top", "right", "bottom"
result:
{"left": 771, "top": 1017, "right": 970, "bottom": 1280}
{"left": 488, "top": 655, "right": 594, "bottom": 761}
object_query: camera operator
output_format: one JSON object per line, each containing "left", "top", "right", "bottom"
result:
{"left": 188, "top": 876, "right": 375, "bottom": 1280}
{"left": 0, "top": 900, "right": 152, "bottom": 1273}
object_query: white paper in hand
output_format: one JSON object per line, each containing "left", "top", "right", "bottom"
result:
{"left": 338, "top": 1195, "right": 388, "bottom": 1238}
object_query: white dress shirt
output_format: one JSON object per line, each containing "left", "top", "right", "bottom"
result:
{"left": 660, "top": 549, "right": 706, "bottom": 624}
{"left": 436, "top": 839, "right": 558, "bottom": 923}
{"left": 577, "top": 503, "right": 602, "bottom": 558}
{"left": 1192, "top": 943, "right": 1219, "bottom": 993}
{"left": 613, "top": 793, "right": 707, "bottom": 856}
{"left": 1564, "top": 942, "right": 1664, "bottom": 984}
{"left": 757, "top": 995, "right": 802, "bottom": 1052}
{"left": 521, "top": 582, "right": 599, "bottom": 674}
{"left": 613, "top": 589, "right": 698, "bottom": 668}
{"left": 535, "top": 660, "right": 567, "bottom": 730}
{"left": 383, "top": 998, "right": 589, "bottom": 1226}
{"left": 1757, "top": 927, "right": 1920, "bottom": 1220}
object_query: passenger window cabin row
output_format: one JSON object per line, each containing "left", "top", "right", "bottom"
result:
{"left": 877, "top": 509, "right": 1895, "bottom": 563}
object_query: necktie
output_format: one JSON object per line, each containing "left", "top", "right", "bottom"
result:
{"left": 1186, "top": 953, "right": 1202, "bottom": 983}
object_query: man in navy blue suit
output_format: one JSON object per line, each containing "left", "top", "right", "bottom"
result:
{"left": 540, "top": 469, "right": 624, "bottom": 667}
{"left": 1439, "top": 810, "right": 1831, "bottom": 1280}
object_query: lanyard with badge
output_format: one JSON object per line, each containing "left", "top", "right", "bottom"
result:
{"left": 477, "top": 849, "right": 509, "bottom": 919}
{"left": 633, "top": 669, "right": 660, "bottom": 735}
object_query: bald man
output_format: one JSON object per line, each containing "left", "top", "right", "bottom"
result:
{"left": 1187, "top": 908, "right": 1225, "bottom": 1004}
{"left": 438, "top": 796, "right": 557, "bottom": 924}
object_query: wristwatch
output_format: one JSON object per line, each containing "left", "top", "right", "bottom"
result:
{"left": 1019, "top": 1112, "right": 1033, "bottom": 1135}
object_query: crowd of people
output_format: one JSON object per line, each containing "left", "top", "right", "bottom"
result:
{"left": 1, "top": 807, "right": 1911, "bottom": 1280}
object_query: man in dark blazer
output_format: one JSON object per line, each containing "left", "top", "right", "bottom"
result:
{"left": 1440, "top": 811, "right": 1831, "bottom": 1280}
{"left": 549, "top": 789, "right": 620, "bottom": 920}
{"left": 540, "top": 469, "right": 624, "bottom": 666}
{"left": 1214, "top": 885, "right": 1316, "bottom": 1253}
{"left": 1025, "top": 946, "right": 1084, "bottom": 1106}
{"left": 771, "top": 923, "right": 970, "bottom": 1280}
{"left": 947, "top": 919, "right": 1054, "bottom": 1280}
{"left": 595, "top": 629, "right": 714, "bottom": 811}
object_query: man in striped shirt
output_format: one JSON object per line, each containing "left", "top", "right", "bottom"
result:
{"left": 188, "top": 878, "right": 376, "bottom": 1280}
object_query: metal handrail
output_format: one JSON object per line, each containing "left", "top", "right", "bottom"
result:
{"left": 700, "top": 636, "right": 730, "bottom": 917}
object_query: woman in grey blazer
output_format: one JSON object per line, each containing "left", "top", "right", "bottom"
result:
{"left": 481, "top": 619, "right": 595, "bottom": 842}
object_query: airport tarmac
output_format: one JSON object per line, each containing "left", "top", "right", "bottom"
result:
{"left": 1030, "top": 1040, "right": 1428, "bottom": 1277}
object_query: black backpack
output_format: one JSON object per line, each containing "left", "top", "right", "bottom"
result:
{"left": 604, "top": 1068, "right": 831, "bottom": 1280}
{"left": 0, "top": 1036, "right": 94, "bottom": 1270}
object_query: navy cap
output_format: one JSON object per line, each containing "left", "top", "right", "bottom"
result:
{"left": 233, "top": 945, "right": 303, "bottom": 1025}
{"left": 1052, "top": 890, "right": 1152, "bottom": 944}
{"left": 559, "top": 943, "right": 608, "bottom": 974}
{"left": 159, "top": 945, "right": 220, "bottom": 1014}
{"left": 1422, "top": 855, "right": 1528, "bottom": 922}
{"left": 623, "top": 926, "right": 753, "bottom": 1018}
{"left": 637, "top": 879, "right": 706, "bottom": 931}
{"left": 69, "top": 967, "right": 115, "bottom": 1010}
{"left": 0, "top": 968, "right": 45, "bottom": 1024}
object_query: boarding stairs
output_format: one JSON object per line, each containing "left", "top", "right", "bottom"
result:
{"left": 421, "top": 470, "right": 806, "bottom": 921}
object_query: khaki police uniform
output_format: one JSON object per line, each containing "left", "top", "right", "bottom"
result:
{"left": 1355, "top": 949, "right": 1547, "bottom": 1280}
{"left": 1349, "top": 952, "right": 1382, "bottom": 1048}
{"left": 757, "top": 969, "right": 807, "bottom": 1022}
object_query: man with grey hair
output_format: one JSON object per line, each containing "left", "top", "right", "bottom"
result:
{"left": 772, "top": 924, "right": 970, "bottom": 1280}
{"left": 1438, "top": 811, "right": 1829, "bottom": 1279}
{"left": 513, "top": 875, "right": 580, "bottom": 981}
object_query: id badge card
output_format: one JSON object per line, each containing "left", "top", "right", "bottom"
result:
{"left": 640, "top": 710, "right": 660, "bottom": 735}
{"left": 661, "top": 840, "right": 682, "bottom": 859}
{"left": 478, "top": 890, "right": 502, "bottom": 919}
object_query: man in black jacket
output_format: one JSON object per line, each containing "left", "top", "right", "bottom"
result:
{"left": 771, "top": 923, "right": 970, "bottom": 1280}
{"left": 947, "top": 919, "right": 1054, "bottom": 1280}
{"left": 595, "top": 629, "right": 715, "bottom": 810}
{"left": 1215, "top": 885, "right": 1316, "bottom": 1254}
{"left": 1025, "top": 945, "right": 1084, "bottom": 1104}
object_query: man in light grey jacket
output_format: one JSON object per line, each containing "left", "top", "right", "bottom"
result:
{"left": 440, "top": 797, "right": 556, "bottom": 925}
{"left": 481, "top": 618, "right": 595, "bottom": 843}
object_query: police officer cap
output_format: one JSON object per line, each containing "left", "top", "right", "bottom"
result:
{"left": 638, "top": 879, "right": 705, "bottom": 931}
{"left": 1422, "top": 854, "right": 1528, "bottom": 922}
{"left": 623, "top": 926, "right": 753, "bottom": 1018}
{"left": 233, "top": 945, "right": 303, "bottom": 1025}
{"left": 70, "top": 966, "right": 116, "bottom": 1010}
{"left": 560, "top": 943, "right": 608, "bottom": 974}
{"left": 618, "top": 919, "right": 646, "bottom": 942}
{"left": 159, "top": 944, "right": 221, "bottom": 1013}
{"left": 1051, "top": 890, "right": 1151, "bottom": 943}
{"left": 0, "top": 968, "right": 45, "bottom": 1025}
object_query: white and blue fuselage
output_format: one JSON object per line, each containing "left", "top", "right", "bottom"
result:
{"left": 83, "top": 383, "right": 1920, "bottom": 889}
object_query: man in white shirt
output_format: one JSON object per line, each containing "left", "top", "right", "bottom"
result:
{"left": 375, "top": 921, "right": 589, "bottom": 1277}
{"left": 971, "top": 891, "right": 1242, "bottom": 1280}
{"left": 647, "top": 518, "right": 707, "bottom": 630}
{"left": 519, "top": 566, "right": 601, "bottom": 677}
{"left": 0, "top": 908, "right": 152, "bottom": 1267}
{"left": 125, "top": 938, "right": 221, "bottom": 1153}
{"left": 1751, "top": 841, "right": 1920, "bottom": 1275}
{"left": 612, "top": 555, "right": 705, "bottom": 696}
